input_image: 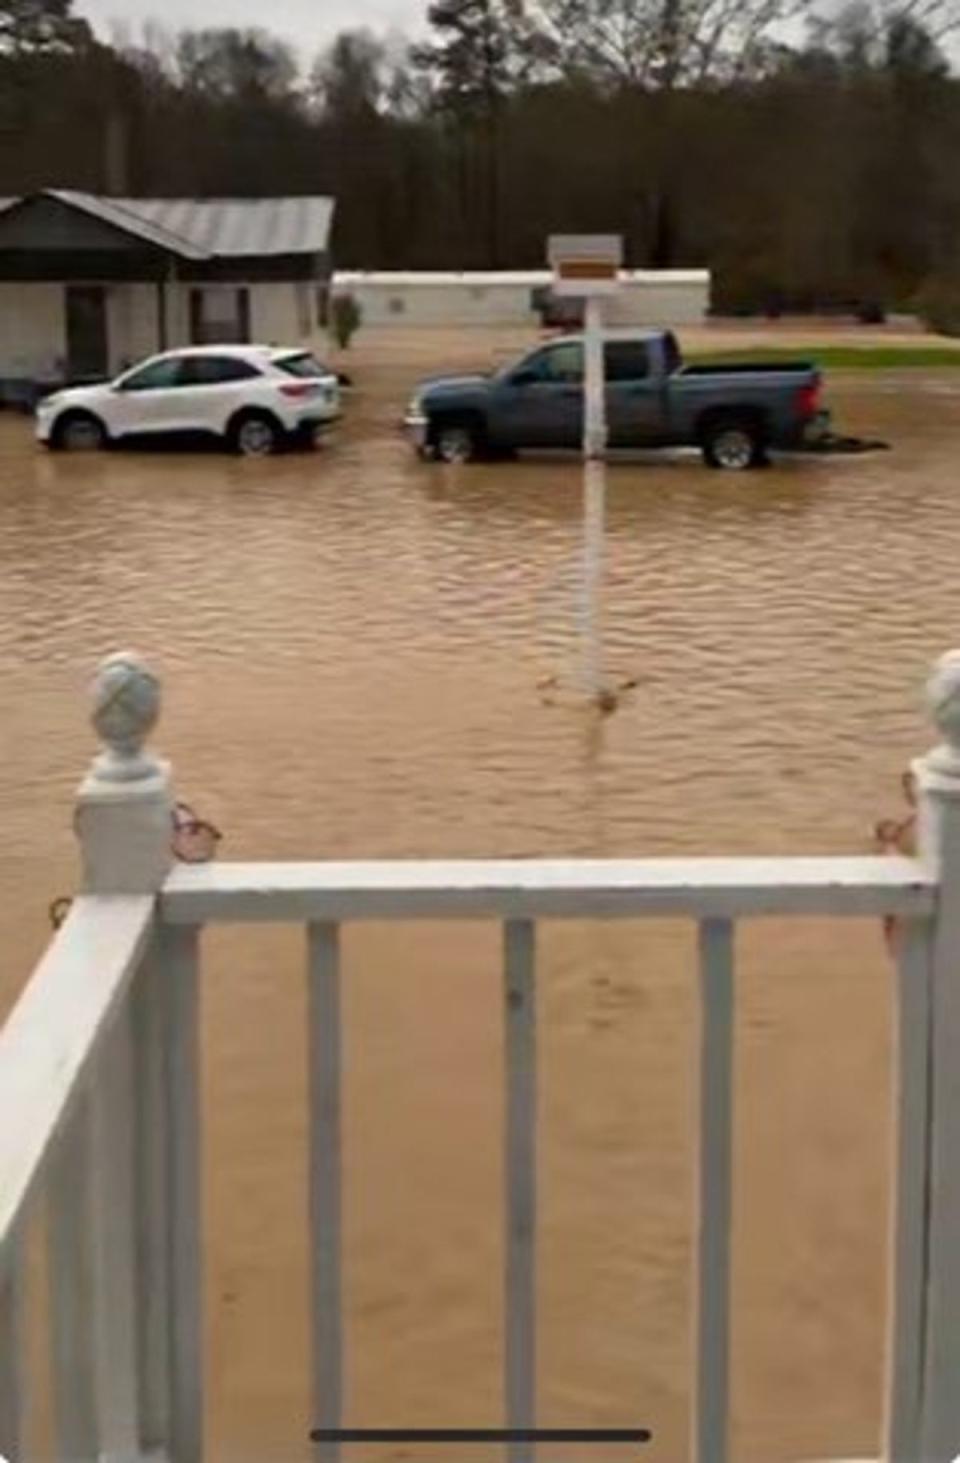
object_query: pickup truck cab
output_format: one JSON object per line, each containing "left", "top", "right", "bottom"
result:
{"left": 405, "top": 329, "right": 828, "bottom": 470}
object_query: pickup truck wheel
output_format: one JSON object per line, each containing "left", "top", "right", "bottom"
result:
{"left": 702, "top": 418, "right": 765, "bottom": 471}
{"left": 433, "top": 420, "right": 482, "bottom": 464}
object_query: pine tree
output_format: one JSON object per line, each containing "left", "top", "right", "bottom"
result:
{"left": 414, "top": 1, "right": 537, "bottom": 265}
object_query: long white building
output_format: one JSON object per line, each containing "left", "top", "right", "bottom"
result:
{"left": 333, "top": 268, "right": 710, "bottom": 329}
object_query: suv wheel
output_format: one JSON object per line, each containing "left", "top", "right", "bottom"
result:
{"left": 229, "top": 412, "right": 282, "bottom": 458}
{"left": 52, "top": 411, "right": 107, "bottom": 452}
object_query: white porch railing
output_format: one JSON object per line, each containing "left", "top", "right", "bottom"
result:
{"left": 3, "top": 649, "right": 960, "bottom": 1462}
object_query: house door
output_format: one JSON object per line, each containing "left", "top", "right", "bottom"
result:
{"left": 65, "top": 286, "right": 109, "bottom": 380}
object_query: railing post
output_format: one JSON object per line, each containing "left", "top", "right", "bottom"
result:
{"left": 60, "top": 651, "right": 186, "bottom": 1463}
{"left": 914, "top": 650, "right": 960, "bottom": 1462}
{"left": 76, "top": 650, "right": 172, "bottom": 897}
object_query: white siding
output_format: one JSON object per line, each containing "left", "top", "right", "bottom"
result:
{"left": 250, "top": 282, "right": 322, "bottom": 349}
{"left": 107, "top": 285, "right": 164, "bottom": 372}
{"left": 609, "top": 280, "right": 710, "bottom": 327}
{"left": 0, "top": 284, "right": 64, "bottom": 377}
{"left": 13, "top": 280, "right": 325, "bottom": 377}
{"left": 339, "top": 280, "right": 538, "bottom": 328}
{"left": 151, "top": 282, "right": 326, "bottom": 359}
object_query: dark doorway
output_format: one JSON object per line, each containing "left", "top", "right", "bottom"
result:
{"left": 65, "top": 285, "right": 108, "bottom": 379}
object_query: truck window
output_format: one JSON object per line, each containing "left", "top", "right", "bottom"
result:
{"left": 605, "top": 342, "right": 650, "bottom": 381}
{"left": 663, "top": 332, "right": 681, "bottom": 374}
{"left": 519, "top": 342, "right": 584, "bottom": 384}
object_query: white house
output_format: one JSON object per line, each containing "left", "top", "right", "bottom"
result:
{"left": 0, "top": 190, "right": 335, "bottom": 395}
{"left": 333, "top": 268, "right": 711, "bottom": 329}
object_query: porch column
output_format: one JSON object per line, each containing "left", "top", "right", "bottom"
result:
{"left": 157, "top": 260, "right": 175, "bottom": 352}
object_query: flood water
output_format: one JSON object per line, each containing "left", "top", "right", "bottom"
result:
{"left": 2, "top": 331, "right": 960, "bottom": 1462}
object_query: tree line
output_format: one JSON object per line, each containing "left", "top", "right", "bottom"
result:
{"left": 1, "top": 0, "right": 959, "bottom": 316}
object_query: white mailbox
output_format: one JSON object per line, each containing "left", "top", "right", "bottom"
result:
{"left": 547, "top": 234, "right": 623, "bottom": 296}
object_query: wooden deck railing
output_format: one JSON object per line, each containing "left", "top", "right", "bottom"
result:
{"left": 2, "top": 649, "right": 960, "bottom": 1463}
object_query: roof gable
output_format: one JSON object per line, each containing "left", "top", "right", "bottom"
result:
{"left": 48, "top": 190, "right": 208, "bottom": 258}
{"left": 0, "top": 192, "right": 168, "bottom": 255}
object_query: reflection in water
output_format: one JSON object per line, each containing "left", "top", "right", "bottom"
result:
{"left": 580, "top": 459, "right": 606, "bottom": 702}
{"left": 1, "top": 342, "right": 959, "bottom": 1463}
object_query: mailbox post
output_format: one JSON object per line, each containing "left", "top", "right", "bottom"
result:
{"left": 547, "top": 236, "right": 623, "bottom": 700}
{"left": 547, "top": 235, "right": 622, "bottom": 461}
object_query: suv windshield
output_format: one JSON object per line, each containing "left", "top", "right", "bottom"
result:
{"left": 275, "top": 352, "right": 330, "bottom": 379}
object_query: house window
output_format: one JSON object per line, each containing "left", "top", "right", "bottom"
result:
{"left": 189, "top": 287, "right": 251, "bottom": 345}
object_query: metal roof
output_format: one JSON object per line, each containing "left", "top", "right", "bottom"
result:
{"left": 38, "top": 191, "right": 334, "bottom": 260}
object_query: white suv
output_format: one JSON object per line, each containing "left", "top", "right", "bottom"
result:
{"left": 36, "top": 345, "right": 341, "bottom": 457}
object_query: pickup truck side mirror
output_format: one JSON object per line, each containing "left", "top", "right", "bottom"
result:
{"left": 510, "top": 369, "right": 539, "bottom": 388}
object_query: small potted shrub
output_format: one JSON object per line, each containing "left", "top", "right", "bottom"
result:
{"left": 330, "top": 293, "right": 363, "bottom": 349}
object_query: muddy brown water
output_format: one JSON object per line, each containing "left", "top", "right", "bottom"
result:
{"left": 3, "top": 329, "right": 960, "bottom": 1462}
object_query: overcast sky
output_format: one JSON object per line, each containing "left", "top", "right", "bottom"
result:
{"left": 76, "top": 0, "right": 426, "bottom": 58}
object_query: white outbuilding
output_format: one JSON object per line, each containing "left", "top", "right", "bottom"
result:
{"left": 332, "top": 269, "right": 710, "bottom": 329}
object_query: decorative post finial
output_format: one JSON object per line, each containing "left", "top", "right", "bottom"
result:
{"left": 924, "top": 650, "right": 960, "bottom": 785}
{"left": 90, "top": 650, "right": 162, "bottom": 782}
{"left": 76, "top": 651, "right": 173, "bottom": 893}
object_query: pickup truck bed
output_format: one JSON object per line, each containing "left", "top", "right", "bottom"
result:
{"left": 405, "top": 330, "right": 829, "bottom": 469}
{"left": 679, "top": 360, "right": 815, "bottom": 375}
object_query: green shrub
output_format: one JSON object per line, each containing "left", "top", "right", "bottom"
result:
{"left": 330, "top": 293, "right": 363, "bottom": 349}
{"left": 914, "top": 277, "right": 960, "bottom": 337}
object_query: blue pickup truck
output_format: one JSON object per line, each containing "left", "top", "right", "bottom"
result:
{"left": 404, "top": 329, "right": 829, "bottom": 470}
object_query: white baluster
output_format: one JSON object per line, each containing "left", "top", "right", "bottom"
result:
{"left": 308, "top": 923, "right": 343, "bottom": 1463}
{"left": 132, "top": 946, "right": 172, "bottom": 1455}
{"left": 164, "top": 925, "right": 203, "bottom": 1463}
{"left": 504, "top": 919, "right": 536, "bottom": 1463}
{"left": 884, "top": 918, "right": 933, "bottom": 1463}
{"left": 0, "top": 1230, "right": 25, "bottom": 1461}
{"left": 914, "top": 650, "right": 960, "bottom": 1461}
{"left": 693, "top": 918, "right": 734, "bottom": 1463}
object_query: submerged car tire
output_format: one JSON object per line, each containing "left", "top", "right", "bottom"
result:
{"left": 228, "top": 410, "right": 283, "bottom": 458}
{"left": 50, "top": 411, "right": 108, "bottom": 453}
{"left": 701, "top": 415, "right": 766, "bottom": 471}
{"left": 431, "top": 417, "right": 484, "bottom": 464}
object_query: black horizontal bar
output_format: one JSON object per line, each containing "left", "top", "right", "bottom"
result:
{"left": 310, "top": 1429, "right": 651, "bottom": 1445}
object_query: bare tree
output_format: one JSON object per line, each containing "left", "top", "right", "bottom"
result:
{"left": 0, "top": 0, "right": 90, "bottom": 55}
{"left": 175, "top": 28, "right": 299, "bottom": 103}
{"left": 526, "top": 0, "right": 813, "bottom": 87}
{"left": 835, "top": 0, "right": 960, "bottom": 41}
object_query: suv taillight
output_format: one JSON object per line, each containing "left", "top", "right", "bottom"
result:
{"left": 279, "top": 382, "right": 317, "bottom": 399}
{"left": 796, "top": 380, "right": 820, "bottom": 418}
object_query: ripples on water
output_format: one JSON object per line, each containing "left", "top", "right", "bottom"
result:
{"left": 1, "top": 349, "right": 958, "bottom": 1461}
